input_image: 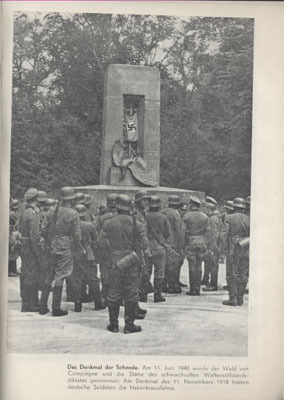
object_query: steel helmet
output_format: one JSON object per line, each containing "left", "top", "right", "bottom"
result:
{"left": 149, "top": 195, "right": 161, "bottom": 208}
{"left": 37, "top": 191, "right": 48, "bottom": 203}
{"left": 46, "top": 198, "right": 57, "bottom": 207}
{"left": 83, "top": 194, "right": 92, "bottom": 205}
{"left": 233, "top": 197, "right": 246, "bottom": 209}
{"left": 74, "top": 192, "right": 85, "bottom": 204}
{"left": 24, "top": 188, "right": 38, "bottom": 201}
{"left": 135, "top": 190, "right": 150, "bottom": 203}
{"left": 168, "top": 195, "right": 180, "bottom": 205}
{"left": 60, "top": 187, "right": 76, "bottom": 200}
{"left": 115, "top": 194, "right": 132, "bottom": 211}
{"left": 74, "top": 204, "right": 87, "bottom": 216}
{"left": 10, "top": 199, "right": 19, "bottom": 210}
{"left": 107, "top": 193, "right": 118, "bottom": 206}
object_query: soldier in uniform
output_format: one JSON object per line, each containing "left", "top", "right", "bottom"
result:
{"left": 96, "top": 193, "right": 118, "bottom": 305}
{"left": 83, "top": 194, "right": 96, "bottom": 223}
{"left": 145, "top": 196, "right": 171, "bottom": 303}
{"left": 202, "top": 196, "right": 222, "bottom": 292}
{"left": 221, "top": 198, "right": 250, "bottom": 306}
{"left": 74, "top": 192, "right": 85, "bottom": 205}
{"left": 18, "top": 188, "right": 43, "bottom": 312}
{"left": 162, "top": 195, "right": 184, "bottom": 294}
{"left": 177, "top": 202, "right": 187, "bottom": 288}
{"left": 183, "top": 196, "right": 208, "bottom": 296}
{"left": 97, "top": 194, "right": 149, "bottom": 334}
{"left": 73, "top": 204, "right": 105, "bottom": 312}
{"left": 40, "top": 187, "right": 81, "bottom": 316}
{"left": 221, "top": 200, "right": 234, "bottom": 289}
{"left": 8, "top": 199, "right": 20, "bottom": 277}
{"left": 36, "top": 191, "right": 48, "bottom": 291}
{"left": 133, "top": 190, "right": 151, "bottom": 316}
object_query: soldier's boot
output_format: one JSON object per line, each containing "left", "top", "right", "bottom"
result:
{"left": 39, "top": 284, "right": 50, "bottom": 315}
{"left": 186, "top": 271, "right": 197, "bottom": 295}
{"left": 154, "top": 279, "right": 166, "bottom": 303}
{"left": 237, "top": 281, "right": 247, "bottom": 306}
{"left": 195, "top": 270, "right": 202, "bottom": 295}
{"left": 223, "top": 280, "right": 238, "bottom": 306}
{"left": 134, "top": 302, "right": 145, "bottom": 319}
{"left": 201, "top": 262, "right": 210, "bottom": 286}
{"left": 124, "top": 302, "right": 142, "bottom": 334}
{"left": 21, "top": 284, "right": 31, "bottom": 312}
{"left": 93, "top": 284, "right": 106, "bottom": 311}
{"left": 66, "top": 277, "right": 74, "bottom": 302}
{"left": 74, "top": 282, "right": 83, "bottom": 312}
{"left": 136, "top": 302, "right": 147, "bottom": 315}
{"left": 203, "top": 266, "right": 218, "bottom": 291}
{"left": 52, "top": 286, "right": 68, "bottom": 316}
{"left": 30, "top": 284, "right": 40, "bottom": 310}
{"left": 161, "top": 278, "right": 168, "bottom": 293}
{"left": 74, "top": 301, "right": 82, "bottom": 312}
{"left": 107, "top": 302, "right": 120, "bottom": 333}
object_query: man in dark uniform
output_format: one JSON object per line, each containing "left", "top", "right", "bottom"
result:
{"left": 40, "top": 187, "right": 81, "bottom": 316}
{"left": 202, "top": 196, "right": 222, "bottom": 292}
{"left": 9, "top": 199, "right": 20, "bottom": 277}
{"left": 98, "top": 194, "right": 149, "bottom": 334}
{"left": 221, "top": 198, "right": 250, "bottom": 306}
{"left": 162, "top": 195, "right": 184, "bottom": 294}
{"left": 73, "top": 204, "right": 105, "bottom": 312}
{"left": 221, "top": 200, "right": 234, "bottom": 289}
{"left": 18, "top": 188, "right": 43, "bottom": 312}
{"left": 133, "top": 190, "right": 151, "bottom": 316}
{"left": 96, "top": 193, "right": 118, "bottom": 305}
{"left": 183, "top": 196, "right": 208, "bottom": 296}
{"left": 146, "top": 196, "right": 171, "bottom": 303}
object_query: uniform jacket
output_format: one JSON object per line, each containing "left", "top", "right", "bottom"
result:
{"left": 146, "top": 211, "right": 171, "bottom": 252}
{"left": 183, "top": 210, "right": 208, "bottom": 245}
{"left": 162, "top": 207, "right": 184, "bottom": 251}
{"left": 80, "top": 219, "right": 98, "bottom": 261}
{"left": 221, "top": 212, "right": 250, "bottom": 252}
{"left": 18, "top": 205, "right": 42, "bottom": 258}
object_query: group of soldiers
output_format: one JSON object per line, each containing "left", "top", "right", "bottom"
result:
{"left": 8, "top": 187, "right": 250, "bottom": 334}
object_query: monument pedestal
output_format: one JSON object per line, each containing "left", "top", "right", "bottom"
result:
{"left": 73, "top": 184, "right": 205, "bottom": 213}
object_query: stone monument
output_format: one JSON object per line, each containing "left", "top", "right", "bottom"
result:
{"left": 74, "top": 64, "right": 204, "bottom": 210}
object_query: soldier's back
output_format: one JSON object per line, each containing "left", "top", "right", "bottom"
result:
{"left": 226, "top": 213, "right": 250, "bottom": 236}
{"left": 103, "top": 214, "right": 134, "bottom": 252}
{"left": 183, "top": 210, "right": 208, "bottom": 236}
{"left": 146, "top": 211, "right": 168, "bottom": 234}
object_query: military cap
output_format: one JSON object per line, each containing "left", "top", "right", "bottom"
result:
{"left": 135, "top": 190, "right": 150, "bottom": 203}
{"left": 74, "top": 204, "right": 87, "bottom": 216}
{"left": 37, "top": 191, "right": 48, "bottom": 203}
{"left": 149, "top": 195, "right": 161, "bottom": 208}
{"left": 24, "top": 188, "right": 38, "bottom": 201}
{"left": 83, "top": 194, "right": 92, "bottom": 205}
{"left": 74, "top": 192, "right": 85, "bottom": 204}
{"left": 60, "top": 187, "right": 76, "bottom": 200}
{"left": 224, "top": 200, "right": 234, "bottom": 211}
{"left": 107, "top": 193, "right": 118, "bottom": 206}
{"left": 190, "top": 196, "right": 201, "bottom": 206}
{"left": 233, "top": 197, "right": 246, "bottom": 209}
{"left": 46, "top": 198, "right": 57, "bottom": 207}
{"left": 168, "top": 195, "right": 180, "bottom": 205}
{"left": 10, "top": 199, "right": 19, "bottom": 210}
{"left": 116, "top": 194, "right": 132, "bottom": 211}
{"left": 206, "top": 196, "right": 217, "bottom": 207}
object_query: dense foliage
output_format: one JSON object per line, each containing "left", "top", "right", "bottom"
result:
{"left": 11, "top": 13, "right": 253, "bottom": 200}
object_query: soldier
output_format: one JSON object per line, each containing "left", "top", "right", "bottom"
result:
{"left": 221, "top": 197, "right": 250, "bottom": 306}
{"left": 40, "top": 186, "right": 81, "bottom": 316}
{"left": 8, "top": 199, "right": 20, "bottom": 277}
{"left": 183, "top": 196, "right": 208, "bottom": 296}
{"left": 221, "top": 200, "right": 234, "bottom": 289}
{"left": 177, "top": 202, "right": 187, "bottom": 288}
{"left": 74, "top": 192, "right": 85, "bottom": 205}
{"left": 73, "top": 204, "right": 105, "bottom": 312}
{"left": 98, "top": 194, "right": 149, "bottom": 333}
{"left": 202, "top": 196, "right": 222, "bottom": 292}
{"left": 162, "top": 195, "right": 184, "bottom": 294}
{"left": 18, "top": 188, "right": 43, "bottom": 312}
{"left": 96, "top": 193, "right": 118, "bottom": 305}
{"left": 145, "top": 196, "right": 171, "bottom": 302}
{"left": 133, "top": 190, "right": 151, "bottom": 316}
{"left": 83, "top": 194, "right": 96, "bottom": 223}
{"left": 36, "top": 191, "right": 49, "bottom": 291}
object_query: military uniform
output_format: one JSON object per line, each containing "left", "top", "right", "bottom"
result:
{"left": 221, "top": 202, "right": 250, "bottom": 306}
{"left": 202, "top": 213, "right": 222, "bottom": 290}
{"left": 98, "top": 194, "right": 149, "bottom": 333}
{"left": 162, "top": 205, "right": 184, "bottom": 293}
{"left": 146, "top": 205, "right": 171, "bottom": 302}
{"left": 8, "top": 209, "right": 20, "bottom": 276}
{"left": 18, "top": 202, "right": 43, "bottom": 311}
{"left": 183, "top": 200, "right": 208, "bottom": 295}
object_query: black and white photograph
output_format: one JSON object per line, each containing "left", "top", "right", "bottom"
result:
{"left": 5, "top": 9, "right": 254, "bottom": 356}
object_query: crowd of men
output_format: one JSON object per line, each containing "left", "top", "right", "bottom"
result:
{"left": 8, "top": 188, "right": 250, "bottom": 334}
